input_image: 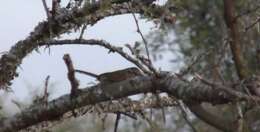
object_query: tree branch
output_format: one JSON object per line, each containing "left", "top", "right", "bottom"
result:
{"left": 41, "top": 39, "right": 152, "bottom": 74}
{"left": 188, "top": 104, "right": 234, "bottom": 132}
{"left": 128, "top": 3, "right": 151, "bottom": 64}
{"left": 0, "top": 76, "right": 153, "bottom": 132}
{"left": 223, "top": 1, "right": 251, "bottom": 131}
{"left": 245, "top": 17, "right": 260, "bottom": 32}
{"left": 223, "top": 0, "right": 249, "bottom": 79}
{"left": 63, "top": 54, "right": 79, "bottom": 96}
{"left": 25, "top": 96, "right": 177, "bottom": 131}
{"left": 1, "top": 73, "right": 260, "bottom": 131}
{"left": 0, "top": 0, "right": 175, "bottom": 90}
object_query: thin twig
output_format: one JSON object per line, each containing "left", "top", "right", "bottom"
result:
{"left": 41, "top": 0, "right": 51, "bottom": 19}
{"left": 75, "top": 69, "right": 99, "bottom": 78}
{"left": 132, "top": 14, "right": 150, "bottom": 61}
{"left": 42, "top": 0, "right": 56, "bottom": 54}
{"left": 125, "top": 43, "right": 158, "bottom": 75}
{"left": 179, "top": 48, "right": 212, "bottom": 76}
{"left": 114, "top": 113, "right": 121, "bottom": 132}
{"left": 11, "top": 100, "right": 22, "bottom": 110}
{"left": 66, "top": 0, "right": 72, "bottom": 9}
{"left": 43, "top": 75, "right": 50, "bottom": 106}
{"left": 240, "top": 79, "right": 260, "bottom": 105}
{"left": 78, "top": 0, "right": 84, "bottom": 6}
{"left": 79, "top": 25, "right": 87, "bottom": 39}
{"left": 177, "top": 101, "right": 198, "bottom": 132}
{"left": 44, "top": 75, "right": 50, "bottom": 96}
{"left": 236, "top": 102, "right": 244, "bottom": 132}
{"left": 127, "top": 3, "right": 152, "bottom": 65}
{"left": 137, "top": 112, "right": 154, "bottom": 128}
{"left": 42, "top": 39, "right": 152, "bottom": 75}
{"left": 245, "top": 17, "right": 260, "bottom": 32}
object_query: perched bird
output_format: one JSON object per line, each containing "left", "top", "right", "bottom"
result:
{"left": 75, "top": 67, "right": 142, "bottom": 132}
{"left": 75, "top": 67, "right": 142, "bottom": 84}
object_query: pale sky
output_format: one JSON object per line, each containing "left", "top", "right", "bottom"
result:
{"left": 0, "top": 0, "right": 177, "bottom": 115}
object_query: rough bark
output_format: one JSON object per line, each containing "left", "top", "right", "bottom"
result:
{"left": 0, "top": 74, "right": 259, "bottom": 131}
{"left": 223, "top": 0, "right": 249, "bottom": 79}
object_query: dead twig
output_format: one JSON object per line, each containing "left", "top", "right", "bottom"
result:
{"left": 41, "top": 0, "right": 51, "bottom": 19}
{"left": 63, "top": 54, "right": 79, "bottom": 97}
{"left": 177, "top": 101, "right": 198, "bottom": 132}
{"left": 79, "top": 25, "right": 87, "bottom": 39}
{"left": 43, "top": 75, "right": 50, "bottom": 107}
{"left": 42, "top": 0, "right": 60, "bottom": 53}
{"left": 127, "top": 3, "right": 159, "bottom": 75}
{"left": 63, "top": 54, "right": 79, "bottom": 117}
{"left": 129, "top": 5, "right": 150, "bottom": 63}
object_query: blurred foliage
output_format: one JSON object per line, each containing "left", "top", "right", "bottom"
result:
{"left": 145, "top": 0, "right": 260, "bottom": 131}
{"left": 149, "top": 0, "right": 260, "bottom": 79}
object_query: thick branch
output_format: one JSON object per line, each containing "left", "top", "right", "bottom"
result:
{"left": 1, "top": 74, "right": 260, "bottom": 131}
{"left": 223, "top": 0, "right": 249, "bottom": 79}
{"left": 188, "top": 104, "right": 234, "bottom": 132}
{"left": 0, "top": 76, "right": 153, "bottom": 132}
{"left": 161, "top": 75, "right": 260, "bottom": 103}
{"left": 163, "top": 75, "right": 256, "bottom": 132}
{"left": 63, "top": 54, "right": 79, "bottom": 97}
{"left": 223, "top": 1, "right": 251, "bottom": 131}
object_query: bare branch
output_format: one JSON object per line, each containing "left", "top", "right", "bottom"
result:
{"left": 177, "top": 101, "right": 198, "bottom": 132}
{"left": 223, "top": 0, "right": 249, "bottom": 79}
{"left": 43, "top": 75, "right": 50, "bottom": 106}
{"left": 41, "top": 39, "right": 152, "bottom": 75}
{"left": 0, "top": 1, "right": 175, "bottom": 89}
{"left": 127, "top": 4, "right": 161, "bottom": 76}
{"left": 0, "top": 0, "right": 149, "bottom": 89}
{"left": 245, "top": 17, "right": 260, "bottom": 32}
{"left": 128, "top": 3, "right": 151, "bottom": 63}
{"left": 125, "top": 43, "right": 159, "bottom": 75}
{"left": 0, "top": 75, "right": 153, "bottom": 132}
{"left": 24, "top": 96, "right": 176, "bottom": 131}
{"left": 63, "top": 54, "right": 79, "bottom": 97}
{"left": 1, "top": 73, "right": 260, "bottom": 131}
{"left": 79, "top": 24, "right": 87, "bottom": 39}
{"left": 41, "top": 0, "right": 51, "bottom": 19}
{"left": 75, "top": 69, "right": 99, "bottom": 78}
